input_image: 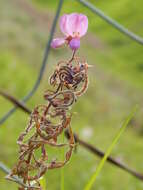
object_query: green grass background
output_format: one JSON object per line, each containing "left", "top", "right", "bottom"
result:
{"left": 0, "top": 0, "right": 143, "bottom": 189}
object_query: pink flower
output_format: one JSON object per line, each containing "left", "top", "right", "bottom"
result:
{"left": 51, "top": 13, "right": 88, "bottom": 50}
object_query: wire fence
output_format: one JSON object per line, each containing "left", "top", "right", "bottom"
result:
{"left": 0, "top": 0, "right": 143, "bottom": 126}
{"left": 0, "top": 0, "right": 64, "bottom": 125}
{"left": 77, "top": 0, "right": 143, "bottom": 45}
{"left": 0, "top": 0, "right": 143, "bottom": 187}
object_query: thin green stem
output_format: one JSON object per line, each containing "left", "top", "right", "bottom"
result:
{"left": 60, "top": 133, "right": 65, "bottom": 190}
{"left": 84, "top": 105, "right": 138, "bottom": 190}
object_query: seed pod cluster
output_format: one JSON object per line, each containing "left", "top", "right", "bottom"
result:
{"left": 8, "top": 55, "right": 89, "bottom": 189}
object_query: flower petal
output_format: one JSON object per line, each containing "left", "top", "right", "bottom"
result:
{"left": 51, "top": 38, "right": 66, "bottom": 49}
{"left": 59, "top": 14, "right": 69, "bottom": 36}
{"left": 66, "top": 13, "right": 88, "bottom": 37}
{"left": 69, "top": 38, "right": 80, "bottom": 50}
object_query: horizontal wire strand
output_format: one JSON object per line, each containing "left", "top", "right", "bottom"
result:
{"left": 0, "top": 90, "right": 143, "bottom": 181}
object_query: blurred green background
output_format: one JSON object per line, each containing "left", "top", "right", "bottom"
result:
{"left": 0, "top": 0, "right": 143, "bottom": 189}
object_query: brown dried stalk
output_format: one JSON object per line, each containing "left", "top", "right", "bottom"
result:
{"left": 5, "top": 53, "right": 89, "bottom": 189}
{"left": 1, "top": 88, "right": 143, "bottom": 183}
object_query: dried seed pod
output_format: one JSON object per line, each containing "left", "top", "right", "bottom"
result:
{"left": 8, "top": 54, "right": 89, "bottom": 189}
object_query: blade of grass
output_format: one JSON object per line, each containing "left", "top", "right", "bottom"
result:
{"left": 60, "top": 132, "right": 65, "bottom": 190}
{"left": 84, "top": 105, "right": 138, "bottom": 190}
{"left": 60, "top": 163, "right": 65, "bottom": 190}
{"left": 39, "top": 177, "right": 47, "bottom": 190}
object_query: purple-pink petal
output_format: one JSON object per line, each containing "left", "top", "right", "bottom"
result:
{"left": 52, "top": 13, "right": 88, "bottom": 50}
{"left": 69, "top": 38, "right": 80, "bottom": 50}
{"left": 51, "top": 38, "right": 66, "bottom": 49}
{"left": 77, "top": 14, "right": 88, "bottom": 37}
{"left": 59, "top": 14, "right": 69, "bottom": 36}
{"left": 65, "top": 13, "right": 88, "bottom": 37}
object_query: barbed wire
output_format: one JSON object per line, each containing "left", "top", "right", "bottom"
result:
{"left": 77, "top": 0, "right": 143, "bottom": 45}
{"left": 0, "top": 0, "right": 64, "bottom": 126}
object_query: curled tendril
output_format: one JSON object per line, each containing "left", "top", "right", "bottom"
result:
{"left": 7, "top": 53, "right": 89, "bottom": 189}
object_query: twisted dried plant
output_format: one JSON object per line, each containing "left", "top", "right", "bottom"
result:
{"left": 6, "top": 12, "right": 90, "bottom": 190}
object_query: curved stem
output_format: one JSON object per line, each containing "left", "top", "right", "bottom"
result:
{"left": 68, "top": 50, "right": 76, "bottom": 64}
